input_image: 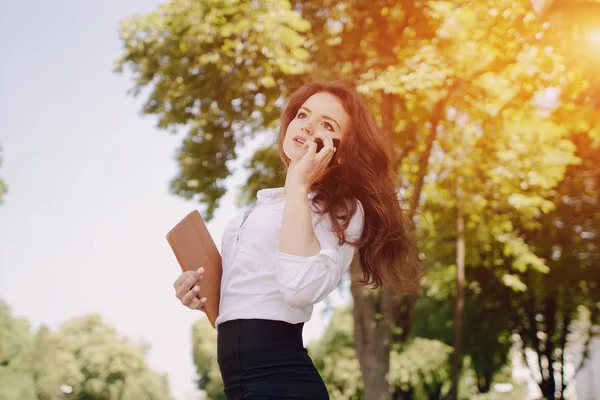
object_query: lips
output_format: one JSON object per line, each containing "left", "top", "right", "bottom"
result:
{"left": 292, "top": 136, "right": 307, "bottom": 146}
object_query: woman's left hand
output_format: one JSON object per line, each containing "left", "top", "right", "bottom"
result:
{"left": 285, "top": 131, "right": 337, "bottom": 191}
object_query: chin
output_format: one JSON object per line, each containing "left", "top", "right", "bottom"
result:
{"left": 283, "top": 141, "right": 303, "bottom": 162}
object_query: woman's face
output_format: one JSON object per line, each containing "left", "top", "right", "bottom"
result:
{"left": 283, "top": 92, "right": 351, "bottom": 163}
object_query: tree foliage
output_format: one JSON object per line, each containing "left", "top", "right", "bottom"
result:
{"left": 0, "top": 301, "right": 37, "bottom": 400}
{"left": 116, "top": 0, "right": 600, "bottom": 398}
{"left": 309, "top": 305, "right": 363, "bottom": 400}
{"left": 510, "top": 132, "right": 600, "bottom": 399}
{"left": 114, "top": 0, "right": 310, "bottom": 219}
{"left": 307, "top": 304, "right": 455, "bottom": 400}
{"left": 0, "top": 300, "right": 172, "bottom": 400}
{"left": 191, "top": 318, "right": 223, "bottom": 400}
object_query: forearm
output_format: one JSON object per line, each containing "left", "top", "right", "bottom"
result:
{"left": 279, "top": 186, "right": 321, "bottom": 257}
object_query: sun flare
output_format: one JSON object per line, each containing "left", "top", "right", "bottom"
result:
{"left": 586, "top": 28, "right": 600, "bottom": 45}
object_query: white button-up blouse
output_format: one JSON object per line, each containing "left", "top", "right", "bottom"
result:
{"left": 214, "top": 187, "right": 364, "bottom": 327}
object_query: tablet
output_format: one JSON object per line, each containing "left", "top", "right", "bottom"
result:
{"left": 166, "top": 210, "right": 222, "bottom": 328}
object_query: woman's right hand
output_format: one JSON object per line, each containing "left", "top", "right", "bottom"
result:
{"left": 173, "top": 267, "right": 207, "bottom": 311}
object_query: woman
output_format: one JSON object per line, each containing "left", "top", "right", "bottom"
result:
{"left": 172, "top": 81, "right": 423, "bottom": 399}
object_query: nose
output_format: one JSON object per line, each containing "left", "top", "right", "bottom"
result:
{"left": 301, "top": 123, "right": 315, "bottom": 136}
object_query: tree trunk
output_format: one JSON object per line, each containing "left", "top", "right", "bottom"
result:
{"left": 559, "top": 310, "right": 571, "bottom": 400}
{"left": 450, "top": 176, "right": 466, "bottom": 400}
{"left": 350, "top": 87, "right": 454, "bottom": 399}
{"left": 522, "top": 291, "right": 556, "bottom": 400}
{"left": 540, "top": 296, "right": 557, "bottom": 399}
{"left": 351, "top": 255, "right": 396, "bottom": 400}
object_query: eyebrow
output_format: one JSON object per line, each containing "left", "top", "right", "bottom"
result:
{"left": 299, "top": 106, "right": 341, "bottom": 130}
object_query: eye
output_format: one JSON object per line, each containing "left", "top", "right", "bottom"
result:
{"left": 322, "top": 122, "right": 334, "bottom": 131}
{"left": 297, "top": 112, "right": 307, "bottom": 119}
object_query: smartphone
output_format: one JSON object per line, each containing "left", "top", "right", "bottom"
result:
{"left": 315, "top": 137, "right": 341, "bottom": 152}
{"left": 314, "top": 138, "right": 340, "bottom": 166}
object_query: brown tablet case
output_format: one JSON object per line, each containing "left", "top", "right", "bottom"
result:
{"left": 166, "top": 210, "right": 222, "bottom": 328}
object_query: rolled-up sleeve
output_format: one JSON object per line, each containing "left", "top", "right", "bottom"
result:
{"left": 275, "top": 201, "right": 364, "bottom": 308}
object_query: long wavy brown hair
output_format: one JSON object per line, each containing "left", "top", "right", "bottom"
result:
{"left": 277, "top": 81, "right": 423, "bottom": 292}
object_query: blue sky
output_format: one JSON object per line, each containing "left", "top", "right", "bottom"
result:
{"left": 0, "top": 2, "right": 345, "bottom": 399}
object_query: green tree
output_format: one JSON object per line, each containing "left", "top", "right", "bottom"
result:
{"left": 411, "top": 261, "right": 516, "bottom": 398}
{"left": 191, "top": 318, "right": 223, "bottom": 400}
{"left": 511, "top": 132, "right": 600, "bottom": 399}
{"left": 389, "top": 338, "right": 453, "bottom": 400}
{"left": 461, "top": 268, "right": 514, "bottom": 394}
{"left": 116, "top": 1, "right": 598, "bottom": 398}
{"left": 309, "top": 304, "right": 454, "bottom": 400}
{"left": 0, "top": 301, "right": 173, "bottom": 400}
{"left": 57, "top": 314, "right": 172, "bottom": 400}
{"left": 306, "top": 0, "right": 588, "bottom": 397}
{"left": 417, "top": 92, "right": 582, "bottom": 396}
{"left": 114, "top": 0, "right": 310, "bottom": 220}
{"left": 31, "top": 326, "right": 83, "bottom": 400}
{"left": 309, "top": 305, "right": 363, "bottom": 400}
{"left": 0, "top": 300, "right": 37, "bottom": 400}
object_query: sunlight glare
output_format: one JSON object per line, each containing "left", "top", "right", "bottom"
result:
{"left": 587, "top": 28, "right": 600, "bottom": 46}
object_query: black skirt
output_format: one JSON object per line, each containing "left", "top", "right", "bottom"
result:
{"left": 216, "top": 319, "right": 329, "bottom": 400}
